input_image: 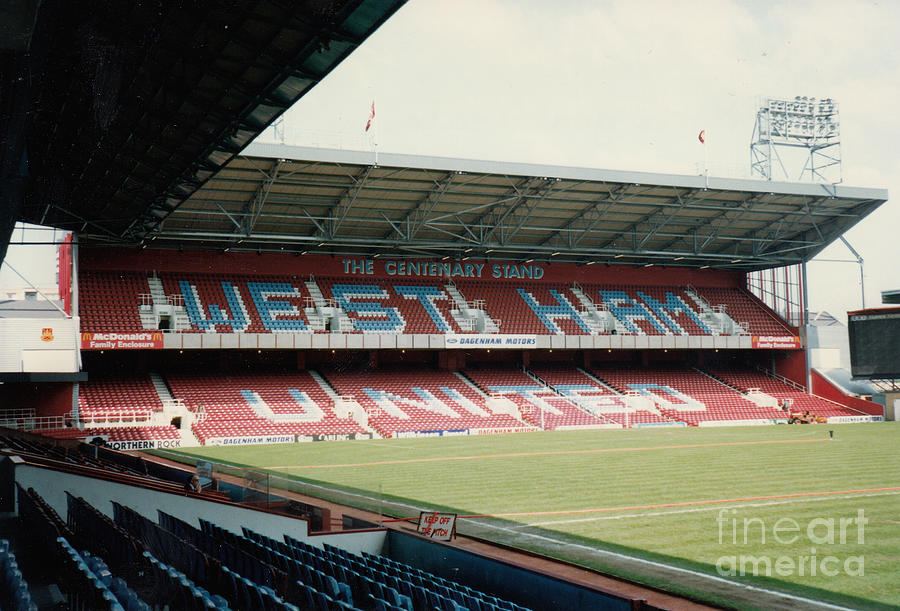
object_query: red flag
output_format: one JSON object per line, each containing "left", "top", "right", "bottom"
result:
{"left": 365, "top": 100, "right": 375, "bottom": 132}
{"left": 698, "top": 129, "right": 706, "bottom": 144}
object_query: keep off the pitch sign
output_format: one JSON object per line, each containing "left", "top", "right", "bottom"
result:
{"left": 417, "top": 512, "right": 457, "bottom": 541}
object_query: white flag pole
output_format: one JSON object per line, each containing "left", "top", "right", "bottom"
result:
{"left": 366, "top": 98, "right": 377, "bottom": 166}
{"left": 699, "top": 129, "right": 709, "bottom": 188}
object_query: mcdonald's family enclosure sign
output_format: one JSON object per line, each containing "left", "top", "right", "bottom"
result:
{"left": 81, "top": 332, "right": 164, "bottom": 350}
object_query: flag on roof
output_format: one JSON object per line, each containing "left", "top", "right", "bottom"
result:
{"left": 365, "top": 100, "right": 375, "bottom": 132}
{"left": 698, "top": 129, "right": 706, "bottom": 144}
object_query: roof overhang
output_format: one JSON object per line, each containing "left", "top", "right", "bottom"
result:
{"left": 8, "top": 0, "right": 407, "bottom": 243}
{"left": 123, "top": 143, "right": 888, "bottom": 272}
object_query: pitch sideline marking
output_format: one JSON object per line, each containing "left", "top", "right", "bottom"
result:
{"left": 468, "top": 518, "right": 860, "bottom": 611}
{"left": 468, "top": 485, "right": 900, "bottom": 519}
{"left": 518, "top": 490, "right": 900, "bottom": 527}
{"left": 269, "top": 437, "right": 831, "bottom": 470}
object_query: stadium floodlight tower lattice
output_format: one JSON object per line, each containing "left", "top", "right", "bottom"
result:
{"left": 750, "top": 96, "right": 841, "bottom": 183}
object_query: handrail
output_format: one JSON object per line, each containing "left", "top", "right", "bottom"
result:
{"left": 0, "top": 415, "right": 65, "bottom": 431}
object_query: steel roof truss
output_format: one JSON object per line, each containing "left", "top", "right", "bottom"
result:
{"left": 469, "top": 176, "right": 542, "bottom": 243}
{"left": 239, "top": 159, "right": 281, "bottom": 237}
{"left": 497, "top": 179, "right": 558, "bottom": 245}
{"left": 637, "top": 188, "right": 700, "bottom": 249}
{"left": 319, "top": 164, "right": 373, "bottom": 239}
{"left": 383, "top": 170, "right": 454, "bottom": 241}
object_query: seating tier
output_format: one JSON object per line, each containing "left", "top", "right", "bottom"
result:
{"left": 322, "top": 368, "right": 528, "bottom": 437}
{"left": 591, "top": 366, "right": 789, "bottom": 426}
{"left": 462, "top": 367, "right": 608, "bottom": 430}
{"left": 78, "top": 375, "right": 163, "bottom": 419}
{"left": 78, "top": 271, "right": 148, "bottom": 332}
{"left": 78, "top": 270, "right": 794, "bottom": 338}
{"left": 709, "top": 369, "right": 868, "bottom": 419}
{"left": 529, "top": 365, "right": 673, "bottom": 427}
{"left": 165, "top": 371, "right": 367, "bottom": 443}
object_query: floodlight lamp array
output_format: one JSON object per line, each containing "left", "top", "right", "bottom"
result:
{"left": 764, "top": 96, "right": 840, "bottom": 141}
{"left": 767, "top": 96, "right": 837, "bottom": 116}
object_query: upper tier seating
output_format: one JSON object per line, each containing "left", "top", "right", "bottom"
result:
{"left": 78, "top": 271, "right": 147, "bottom": 332}
{"left": 158, "top": 273, "right": 473, "bottom": 335}
{"left": 459, "top": 282, "right": 576, "bottom": 335}
{"left": 591, "top": 365, "right": 789, "bottom": 426}
{"left": 692, "top": 287, "right": 793, "bottom": 336}
{"left": 79, "top": 270, "right": 794, "bottom": 338}
{"left": 584, "top": 284, "right": 713, "bottom": 336}
{"left": 321, "top": 368, "right": 529, "bottom": 437}
{"left": 314, "top": 277, "right": 467, "bottom": 334}
{"left": 462, "top": 367, "right": 609, "bottom": 430}
{"left": 159, "top": 272, "right": 280, "bottom": 334}
{"left": 78, "top": 374, "right": 163, "bottom": 421}
{"left": 708, "top": 369, "right": 868, "bottom": 419}
{"left": 165, "top": 370, "right": 367, "bottom": 443}
{"left": 529, "top": 365, "right": 673, "bottom": 427}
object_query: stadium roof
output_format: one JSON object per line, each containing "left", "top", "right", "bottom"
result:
{"left": 119, "top": 143, "right": 888, "bottom": 272}
{"left": 1, "top": 0, "right": 406, "bottom": 260}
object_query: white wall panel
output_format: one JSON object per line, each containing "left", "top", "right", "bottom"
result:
{"left": 0, "top": 318, "right": 78, "bottom": 372}
{"left": 22, "top": 350, "right": 76, "bottom": 372}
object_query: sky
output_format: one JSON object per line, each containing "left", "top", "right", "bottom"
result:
{"left": 3, "top": 0, "right": 898, "bottom": 321}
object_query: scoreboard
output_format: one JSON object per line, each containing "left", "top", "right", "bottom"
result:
{"left": 848, "top": 308, "right": 900, "bottom": 379}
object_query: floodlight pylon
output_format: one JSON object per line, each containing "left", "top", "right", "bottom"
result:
{"left": 750, "top": 96, "right": 841, "bottom": 183}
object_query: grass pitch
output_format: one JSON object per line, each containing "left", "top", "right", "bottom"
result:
{"left": 169, "top": 423, "right": 900, "bottom": 609}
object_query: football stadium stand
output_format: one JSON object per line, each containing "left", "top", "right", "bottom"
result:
{"left": 3, "top": 434, "right": 649, "bottom": 610}
{"left": 590, "top": 365, "right": 790, "bottom": 426}
{"left": 79, "top": 269, "right": 797, "bottom": 339}
{"left": 528, "top": 365, "right": 674, "bottom": 427}
{"left": 462, "top": 367, "right": 611, "bottom": 430}
{"left": 76, "top": 374, "right": 164, "bottom": 421}
{"left": 2, "top": 1, "right": 889, "bottom": 607}
{"left": 709, "top": 368, "right": 872, "bottom": 420}
{"left": 11, "top": 354, "right": 878, "bottom": 447}
{"left": 322, "top": 368, "right": 530, "bottom": 438}
{"left": 165, "top": 371, "right": 368, "bottom": 444}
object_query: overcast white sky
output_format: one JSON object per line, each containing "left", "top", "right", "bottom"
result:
{"left": 3, "top": 0, "right": 898, "bottom": 320}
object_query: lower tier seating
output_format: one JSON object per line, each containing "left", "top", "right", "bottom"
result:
{"left": 591, "top": 365, "right": 790, "bottom": 426}
{"left": 322, "top": 368, "right": 529, "bottom": 438}
{"left": 165, "top": 371, "right": 367, "bottom": 443}
{"left": 708, "top": 369, "right": 869, "bottom": 419}
{"left": 462, "top": 367, "right": 609, "bottom": 430}
{"left": 77, "top": 375, "right": 163, "bottom": 420}
{"left": 25, "top": 364, "right": 875, "bottom": 445}
{"left": 529, "top": 365, "right": 674, "bottom": 427}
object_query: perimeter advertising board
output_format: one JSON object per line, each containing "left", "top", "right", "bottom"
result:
{"left": 444, "top": 334, "right": 536, "bottom": 348}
